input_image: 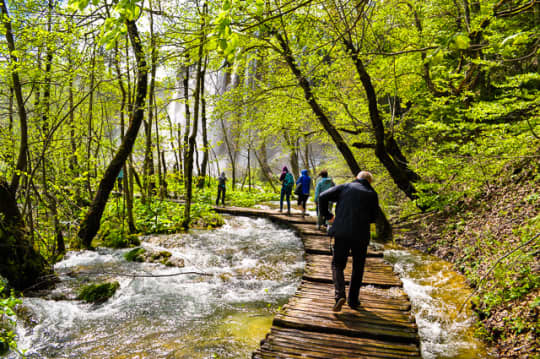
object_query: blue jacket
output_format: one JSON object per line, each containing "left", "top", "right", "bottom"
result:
{"left": 319, "top": 179, "right": 378, "bottom": 241}
{"left": 314, "top": 177, "right": 334, "bottom": 202}
{"left": 296, "top": 170, "right": 311, "bottom": 195}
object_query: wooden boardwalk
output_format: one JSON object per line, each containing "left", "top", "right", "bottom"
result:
{"left": 214, "top": 206, "right": 421, "bottom": 359}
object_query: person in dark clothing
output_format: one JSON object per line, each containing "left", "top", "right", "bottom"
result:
{"left": 319, "top": 171, "right": 379, "bottom": 312}
{"left": 216, "top": 172, "right": 227, "bottom": 206}
{"left": 296, "top": 169, "right": 312, "bottom": 216}
{"left": 279, "top": 166, "right": 294, "bottom": 214}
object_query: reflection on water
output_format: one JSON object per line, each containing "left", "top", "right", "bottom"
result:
{"left": 14, "top": 217, "right": 303, "bottom": 359}
{"left": 384, "top": 244, "right": 495, "bottom": 359}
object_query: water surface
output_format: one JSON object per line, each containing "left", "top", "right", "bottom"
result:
{"left": 15, "top": 216, "right": 304, "bottom": 359}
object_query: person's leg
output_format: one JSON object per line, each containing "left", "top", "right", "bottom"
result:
{"left": 348, "top": 239, "right": 369, "bottom": 307}
{"left": 222, "top": 187, "right": 226, "bottom": 205}
{"left": 331, "top": 237, "right": 349, "bottom": 303}
{"left": 316, "top": 202, "right": 322, "bottom": 229}
{"left": 286, "top": 191, "right": 291, "bottom": 214}
{"left": 280, "top": 187, "right": 285, "bottom": 212}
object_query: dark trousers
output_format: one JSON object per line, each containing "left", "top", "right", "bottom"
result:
{"left": 280, "top": 187, "right": 291, "bottom": 212}
{"left": 216, "top": 186, "right": 225, "bottom": 205}
{"left": 331, "top": 237, "right": 369, "bottom": 304}
{"left": 297, "top": 193, "right": 308, "bottom": 210}
{"left": 316, "top": 201, "right": 333, "bottom": 227}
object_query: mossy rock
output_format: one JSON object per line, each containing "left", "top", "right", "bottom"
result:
{"left": 124, "top": 248, "right": 146, "bottom": 262}
{"left": 151, "top": 250, "right": 172, "bottom": 261}
{"left": 77, "top": 281, "right": 120, "bottom": 304}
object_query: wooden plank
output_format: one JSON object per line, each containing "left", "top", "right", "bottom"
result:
{"left": 303, "top": 235, "right": 383, "bottom": 257}
{"left": 255, "top": 327, "right": 421, "bottom": 358}
{"left": 303, "top": 255, "right": 402, "bottom": 287}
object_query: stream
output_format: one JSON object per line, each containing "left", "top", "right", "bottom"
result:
{"left": 11, "top": 216, "right": 492, "bottom": 358}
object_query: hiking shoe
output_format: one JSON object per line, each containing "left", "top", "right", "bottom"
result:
{"left": 333, "top": 297, "right": 346, "bottom": 312}
{"left": 348, "top": 301, "right": 360, "bottom": 310}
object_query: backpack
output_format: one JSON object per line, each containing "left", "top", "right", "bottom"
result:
{"left": 283, "top": 172, "right": 294, "bottom": 192}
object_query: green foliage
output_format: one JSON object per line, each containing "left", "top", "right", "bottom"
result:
{"left": 0, "top": 282, "right": 21, "bottom": 356}
{"left": 124, "top": 247, "right": 146, "bottom": 262}
{"left": 77, "top": 281, "right": 120, "bottom": 303}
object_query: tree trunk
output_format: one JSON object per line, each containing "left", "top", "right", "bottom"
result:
{"left": 0, "top": 179, "right": 52, "bottom": 291}
{"left": 77, "top": 19, "right": 148, "bottom": 248}
{"left": 154, "top": 96, "right": 165, "bottom": 199}
{"left": 182, "top": 63, "right": 191, "bottom": 177}
{"left": 344, "top": 40, "right": 420, "bottom": 200}
{"left": 198, "top": 57, "right": 209, "bottom": 188}
{"left": 114, "top": 42, "right": 136, "bottom": 233}
{"left": 182, "top": 6, "right": 206, "bottom": 228}
{"left": 0, "top": 1, "right": 28, "bottom": 195}
{"left": 275, "top": 32, "right": 361, "bottom": 177}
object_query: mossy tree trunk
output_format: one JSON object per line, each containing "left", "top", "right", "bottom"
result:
{"left": 0, "top": 179, "right": 51, "bottom": 291}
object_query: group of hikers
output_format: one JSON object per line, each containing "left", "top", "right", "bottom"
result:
{"left": 215, "top": 167, "right": 379, "bottom": 313}
{"left": 215, "top": 166, "right": 338, "bottom": 230}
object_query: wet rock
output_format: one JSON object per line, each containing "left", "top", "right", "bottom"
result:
{"left": 124, "top": 247, "right": 184, "bottom": 268}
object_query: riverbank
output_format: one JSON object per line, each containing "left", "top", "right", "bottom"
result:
{"left": 393, "top": 161, "right": 539, "bottom": 358}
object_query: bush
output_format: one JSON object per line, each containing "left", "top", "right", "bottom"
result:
{"left": 0, "top": 281, "right": 21, "bottom": 356}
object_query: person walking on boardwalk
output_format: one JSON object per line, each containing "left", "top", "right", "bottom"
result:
{"left": 295, "top": 169, "right": 312, "bottom": 216}
{"left": 279, "top": 166, "right": 294, "bottom": 215}
{"left": 318, "top": 171, "right": 379, "bottom": 312}
{"left": 216, "top": 172, "right": 227, "bottom": 206}
{"left": 314, "top": 170, "right": 335, "bottom": 230}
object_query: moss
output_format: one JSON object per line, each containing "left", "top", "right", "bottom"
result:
{"left": 124, "top": 248, "right": 146, "bottom": 262}
{"left": 151, "top": 250, "right": 171, "bottom": 261}
{"left": 77, "top": 282, "right": 120, "bottom": 303}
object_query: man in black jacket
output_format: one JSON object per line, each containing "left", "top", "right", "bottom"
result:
{"left": 319, "top": 171, "right": 379, "bottom": 312}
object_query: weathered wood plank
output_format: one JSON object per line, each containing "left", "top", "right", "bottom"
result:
{"left": 254, "top": 327, "right": 421, "bottom": 358}
{"left": 302, "top": 255, "right": 402, "bottom": 287}
{"left": 303, "top": 235, "right": 384, "bottom": 256}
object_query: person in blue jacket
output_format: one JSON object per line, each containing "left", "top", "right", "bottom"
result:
{"left": 295, "top": 169, "right": 312, "bottom": 216}
{"left": 314, "top": 170, "right": 335, "bottom": 230}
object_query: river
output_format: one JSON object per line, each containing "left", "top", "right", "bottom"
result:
{"left": 11, "top": 216, "right": 492, "bottom": 358}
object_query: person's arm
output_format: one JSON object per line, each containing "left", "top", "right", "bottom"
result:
{"left": 279, "top": 172, "right": 286, "bottom": 181}
{"left": 318, "top": 185, "right": 343, "bottom": 220}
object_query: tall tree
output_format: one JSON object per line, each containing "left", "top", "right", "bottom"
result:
{"left": 77, "top": 12, "right": 149, "bottom": 248}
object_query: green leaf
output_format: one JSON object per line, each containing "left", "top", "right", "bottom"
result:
{"left": 454, "top": 34, "right": 470, "bottom": 50}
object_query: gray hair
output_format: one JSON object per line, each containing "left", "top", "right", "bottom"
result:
{"left": 356, "top": 171, "right": 373, "bottom": 183}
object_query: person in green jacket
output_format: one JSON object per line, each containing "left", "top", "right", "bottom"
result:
{"left": 314, "top": 170, "right": 335, "bottom": 230}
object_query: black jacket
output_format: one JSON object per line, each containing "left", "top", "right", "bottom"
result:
{"left": 319, "top": 179, "right": 378, "bottom": 240}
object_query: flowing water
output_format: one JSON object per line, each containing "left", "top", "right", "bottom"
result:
{"left": 13, "top": 217, "right": 303, "bottom": 359}
{"left": 383, "top": 244, "right": 495, "bottom": 359}
{"left": 11, "top": 216, "right": 493, "bottom": 358}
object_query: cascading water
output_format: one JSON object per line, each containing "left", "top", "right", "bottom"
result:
{"left": 13, "top": 216, "right": 304, "bottom": 359}
{"left": 383, "top": 244, "right": 495, "bottom": 359}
